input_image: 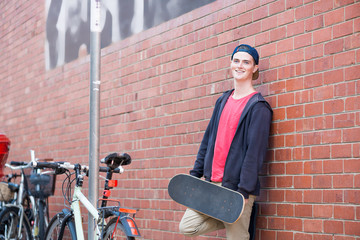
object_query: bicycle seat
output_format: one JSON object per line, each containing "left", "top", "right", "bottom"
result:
{"left": 103, "top": 153, "right": 131, "bottom": 169}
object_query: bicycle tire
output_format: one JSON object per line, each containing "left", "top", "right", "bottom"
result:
{"left": 103, "top": 217, "right": 135, "bottom": 240}
{"left": 38, "top": 200, "right": 45, "bottom": 240}
{"left": 0, "top": 206, "right": 33, "bottom": 240}
{"left": 45, "top": 212, "right": 76, "bottom": 240}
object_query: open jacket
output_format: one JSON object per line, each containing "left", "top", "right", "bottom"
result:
{"left": 190, "top": 90, "right": 273, "bottom": 199}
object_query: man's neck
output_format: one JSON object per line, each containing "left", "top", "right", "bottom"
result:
{"left": 232, "top": 78, "right": 256, "bottom": 99}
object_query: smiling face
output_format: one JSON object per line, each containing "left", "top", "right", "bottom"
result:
{"left": 231, "top": 52, "right": 259, "bottom": 81}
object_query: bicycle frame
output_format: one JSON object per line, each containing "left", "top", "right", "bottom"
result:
{"left": 71, "top": 184, "right": 101, "bottom": 240}
{"left": 2, "top": 150, "right": 50, "bottom": 240}
{"left": 59, "top": 163, "right": 141, "bottom": 240}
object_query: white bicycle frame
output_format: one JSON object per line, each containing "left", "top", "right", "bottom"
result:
{"left": 71, "top": 185, "right": 101, "bottom": 240}
{"left": 69, "top": 164, "right": 124, "bottom": 240}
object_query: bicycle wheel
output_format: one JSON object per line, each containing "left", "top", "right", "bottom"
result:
{"left": 37, "top": 200, "right": 46, "bottom": 240}
{"left": 45, "top": 212, "right": 76, "bottom": 240}
{"left": 103, "top": 217, "right": 135, "bottom": 240}
{"left": 0, "top": 206, "right": 32, "bottom": 240}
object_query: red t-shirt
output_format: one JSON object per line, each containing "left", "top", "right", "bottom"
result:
{"left": 211, "top": 92, "right": 257, "bottom": 182}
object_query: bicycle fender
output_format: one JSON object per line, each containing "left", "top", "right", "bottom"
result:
{"left": 58, "top": 210, "right": 77, "bottom": 240}
{"left": 120, "top": 216, "right": 141, "bottom": 237}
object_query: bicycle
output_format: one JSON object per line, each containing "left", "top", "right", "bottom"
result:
{"left": 0, "top": 151, "right": 55, "bottom": 240}
{"left": 44, "top": 152, "right": 141, "bottom": 240}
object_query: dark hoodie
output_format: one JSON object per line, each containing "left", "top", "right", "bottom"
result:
{"left": 190, "top": 90, "right": 273, "bottom": 199}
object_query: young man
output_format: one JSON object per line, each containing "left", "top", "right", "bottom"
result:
{"left": 179, "top": 44, "right": 273, "bottom": 240}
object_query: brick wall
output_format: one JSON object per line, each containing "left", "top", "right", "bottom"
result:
{"left": 1, "top": 0, "right": 359, "bottom": 239}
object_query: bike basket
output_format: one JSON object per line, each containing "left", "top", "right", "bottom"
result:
{"left": 0, "top": 182, "right": 14, "bottom": 202}
{"left": 23, "top": 168, "right": 56, "bottom": 198}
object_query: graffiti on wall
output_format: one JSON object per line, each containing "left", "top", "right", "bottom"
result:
{"left": 45, "top": 0, "right": 216, "bottom": 70}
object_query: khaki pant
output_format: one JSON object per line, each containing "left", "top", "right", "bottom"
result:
{"left": 179, "top": 189, "right": 256, "bottom": 240}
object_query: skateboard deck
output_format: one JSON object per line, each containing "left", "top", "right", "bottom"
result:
{"left": 168, "top": 174, "right": 244, "bottom": 224}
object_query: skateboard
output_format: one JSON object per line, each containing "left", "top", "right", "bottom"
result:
{"left": 168, "top": 174, "right": 245, "bottom": 224}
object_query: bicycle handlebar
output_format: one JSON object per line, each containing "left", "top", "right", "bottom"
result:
{"left": 9, "top": 161, "right": 28, "bottom": 166}
{"left": 7, "top": 161, "right": 123, "bottom": 174}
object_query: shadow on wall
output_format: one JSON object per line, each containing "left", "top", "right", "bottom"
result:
{"left": 45, "top": 0, "right": 216, "bottom": 70}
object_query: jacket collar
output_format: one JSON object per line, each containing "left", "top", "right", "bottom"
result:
{"left": 217, "top": 89, "right": 269, "bottom": 127}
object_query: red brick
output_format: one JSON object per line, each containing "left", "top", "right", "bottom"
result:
{"left": 311, "top": 145, "right": 331, "bottom": 159}
{"left": 335, "top": 81, "right": 356, "bottom": 97}
{"left": 286, "top": 77, "right": 303, "bottom": 91}
{"left": 294, "top": 175, "right": 312, "bottom": 189}
{"left": 323, "top": 160, "right": 344, "bottom": 173}
{"left": 325, "top": 39, "right": 344, "bottom": 55}
{"left": 278, "top": 9, "right": 295, "bottom": 26}
{"left": 277, "top": 176, "right": 293, "bottom": 188}
{"left": 324, "top": 8, "right": 345, "bottom": 26}
{"left": 333, "top": 21, "right": 354, "bottom": 38}
{"left": 268, "top": 217, "right": 285, "bottom": 230}
{"left": 345, "top": 64, "right": 360, "bottom": 81}
{"left": 269, "top": 162, "right": 285, "bottom": 175}
{"left": 295, "top": 4, "right": 314, "bottom": 20}
{"left": 295, "top": 204, "right": 312, "bottom": 217}
{"left": 285, "top": 161, "right": 304, "bottom": 175}
{"left": 305, "top": 44, "right": 324, "bottom": 60}
{"left": 324, "top": 220, "right": 344, "bottom": 234}
{"left": 314, "top": 27, "right": 332, "bottom": 44}
{"left": 293, "top": 146, "right": 311, "bottom": 160}
{"left": 324, "top": 68, "right": 343, "bottom": 84}
{"left": 305, "top": 102, "right": 323, "bottom": 117}
{"left": 314, "top": 55, "right": 334, "bottom": 72}
{"left": 314, "top": 0, "right": 334, "bottom": 14}
{"left": 335, "top": 113, "right": 356, "bottom": 128}
{"left": 314, "top": 204, "right": 333, "bottom": 218}
{"left": 305, "top": 15, "right": 324, "bottom": 31}
{"left": 295, "top": 89, "right": 314, "bottom": 104}
{"left": 294, "top": 232, "right": 313, "bottom": 240}
{"left": 344, "top": 159, "right": 360, "bottom": 173}
{"left": 314, "top": 175, "right": 332, "bottom": 188}
{"left": 304, "top": 73, "right": 323, "bottom": 88}
{"left": 303, "top": 131, "right": 321, "bottom": 145}
{"left": 277, "top": 38, "right": 294, "bottom": 53}
{"left": 324, "top": 99, "right": 345, "bottom": 114}
{"left": 269, "top": 0, "right": 286, "bottom": 15}
{"left": 331, "top": 144, "right": 353, "bottom": 158}
{"left": 260, "top": 230, "right": 276, "bottom": 240}
{"left": 261, "top": 203, "right": 277, "bottom": 215}
{"left": 294, "top": 33, "right": 312, "bottom": 49}
{"left": 286, "top": 105, "right": 303, "bottom": 119}
{"left": 345, "top": 2, "right": 360, "bottom": 20}
{"left": 269, "top": 189, "right": 285, "bottom": 202}
{"left": 323, "top": 190, "right": 344, "bottom": 203}
{"left": 287, "top": 20, "right": 305, "bottom": 37}
{"left": 345, "top": 32, "right": 360, "bottom": 50}
{"left": 277, "top": 231, "right": 294, "bottom": 240}
{"left": 304, "top": 190, "right": 323, "bottom": 203}
{"left": 286, "top": 190, "right": 304, "bottom": 203}
{"left": 334, "top": 174, "right": 354, "bottom": 188}
{"left": 304, "top": 219, "right": 323, "bottom": 233}
{"left": 343, "top": 127, "right": 360, "bottom": 142}
{"left": 275, "top": 148, "right": 293, "bottom": 161}
{"left": 288, "top": 48, "right": 304, "bottom": 64}
{"left": 270, "top": 26, "right": 287, "bottom": 42}
{"left": 278, "top": 92, "right": 295, "bottom": 106}
{"left": 334, "top": 205, "right": 355, "bottom": 220}
{"left": 334, "top": 51, "right": 356, "bottom": 67}
{"left": 285, "top": 218, "right": 303, "bottom": 231}
{"left": 261, "top": 14, "right": 277, "bottom": 32}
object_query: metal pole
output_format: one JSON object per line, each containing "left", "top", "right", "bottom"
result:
{"left": 89, "top": 0, "right": 101, "bottom": 239}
